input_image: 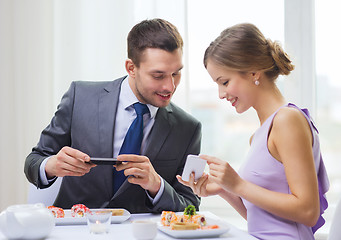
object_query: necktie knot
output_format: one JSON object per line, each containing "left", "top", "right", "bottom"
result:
{"left": 133, "top": 102, "right": 149, "bottom": 116}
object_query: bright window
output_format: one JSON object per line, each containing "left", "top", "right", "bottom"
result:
{"left": 315, "top": 0, "right": 341, "bottom": 226}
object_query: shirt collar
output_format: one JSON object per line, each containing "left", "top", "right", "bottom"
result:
{"left": 120, "top": 77, "right": 158, "bottom": 119}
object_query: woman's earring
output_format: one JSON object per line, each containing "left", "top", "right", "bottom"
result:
{"left": 254, "top": 79, "right": 260, "bottom": 86}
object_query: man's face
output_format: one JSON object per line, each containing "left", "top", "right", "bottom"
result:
{"left": 127, "top": 48, "right": 183, "bottom": 108}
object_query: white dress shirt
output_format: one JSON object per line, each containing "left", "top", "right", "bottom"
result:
{"left": 40, "top": 78, "right": 165, "bottom": 204}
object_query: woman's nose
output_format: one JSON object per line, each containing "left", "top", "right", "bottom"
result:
{"left": 218, "top": 86, "right": 227, "bottom": 99}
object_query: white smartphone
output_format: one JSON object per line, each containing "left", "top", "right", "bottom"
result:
{"left": 181, "top": 155, "right": 207, "bottom": 181}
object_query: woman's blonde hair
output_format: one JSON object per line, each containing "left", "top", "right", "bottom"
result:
{"left": 203, "top": 23, "right": 294, "bottom": 80}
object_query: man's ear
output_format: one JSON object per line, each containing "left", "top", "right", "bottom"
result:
{"left": 125, "top": 59, "right": 136, "bottom": 78}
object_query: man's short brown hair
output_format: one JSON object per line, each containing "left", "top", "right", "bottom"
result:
{"left": 127, "top": 18, "right": 183, "bottom": 67}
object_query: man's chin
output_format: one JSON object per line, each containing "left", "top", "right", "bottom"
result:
{"left": 150, "top": 100, "right": 171, "bottom": 108}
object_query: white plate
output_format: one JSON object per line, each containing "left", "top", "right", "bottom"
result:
{"left": 157, "top": 217, "right": 230, "bottom": 239}
{"left": 55, "top": 208, "right": 131, "bottom": 225}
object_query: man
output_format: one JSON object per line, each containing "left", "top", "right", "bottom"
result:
{"left": 24, "top": 18, "right": 202, "bottom": 213}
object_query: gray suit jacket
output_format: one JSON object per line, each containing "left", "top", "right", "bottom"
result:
{"left": 25, "top": 76, "right": 202, "bottom": 213}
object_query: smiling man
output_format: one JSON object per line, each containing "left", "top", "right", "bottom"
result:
{"left": 25, "top": 18, "right": 202, "bottom": 213}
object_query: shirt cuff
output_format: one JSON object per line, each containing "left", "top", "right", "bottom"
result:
{"left": 39, "top": 156, "right": 57, "bottom": 185}
{"left": 146, "top": 175, "right": 164, "bottom": 205}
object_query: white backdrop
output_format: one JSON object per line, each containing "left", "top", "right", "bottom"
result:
{"left": 0, "top": 0, "right": 317, "bottom": 219}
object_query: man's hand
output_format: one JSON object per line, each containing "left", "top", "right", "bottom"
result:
{"left": 45, "top": 146, "right": 95, "bottom": 179}
{"left": 115, "top": 154, "right": 161, "bottom": 197}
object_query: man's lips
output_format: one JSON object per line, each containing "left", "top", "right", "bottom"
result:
{"left": 157, "top": 93, "right": 171, "bottom": 100}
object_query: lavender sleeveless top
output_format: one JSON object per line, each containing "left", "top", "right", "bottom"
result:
{"left": 239, "top": 103, "right": 329, "bottom": 240}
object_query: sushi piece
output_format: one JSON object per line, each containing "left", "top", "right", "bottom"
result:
{"left": 179, "top": 214, "right": 191, "bottom": 223}
{"left": 97, "top": 209, "right": 125, "bottom": 216}
{"left": 192, "top": 214, "right": 207, "bottom": 226}
{"left": 47, "top": 206, "right": 65, "bottom": 218}
{"left": 169, "top": 214, "right": 182, "bottom": 224}
{"left": 170, "top": 222, "right": 200, "bottom": 230}
{"left": 71, "top": 204, "right": 91, "bottom": 217}
{"left": 161, "top": 211, "right": 175, "bottom": 226}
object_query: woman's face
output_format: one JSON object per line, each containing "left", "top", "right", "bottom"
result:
{"left": 206, "top": 61, "right": 257, "bottom": 114}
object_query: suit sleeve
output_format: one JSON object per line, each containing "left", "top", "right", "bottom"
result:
{"left": 146, "top": 121, "right": 202, "bottom": 212}
{"left": 24, "top": 82, "right": 76, "bottom": 188}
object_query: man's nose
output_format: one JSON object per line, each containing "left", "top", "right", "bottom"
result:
{"left": 163, "top": 75, "right": 176, "bottom": 92}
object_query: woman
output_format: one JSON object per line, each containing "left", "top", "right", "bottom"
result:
{"left": 177, "top": 23, "right": 329, "bottom": 239}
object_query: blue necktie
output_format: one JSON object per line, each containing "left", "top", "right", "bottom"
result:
{"left": 113, "top": 102, "right": 149, "bottom": 193}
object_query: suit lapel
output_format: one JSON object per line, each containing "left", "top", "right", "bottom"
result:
{"left": 145, "top": 106, "right": 172, "bottom": 161}
{"left": 98, "top": 78, "right": 124, "bottom": 156}
{"left": 98, "top": 77, "right": 125, "bottom": 198}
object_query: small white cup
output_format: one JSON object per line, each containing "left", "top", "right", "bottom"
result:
{"left": 132, "top": 220, "right": 157, "bottom": 240}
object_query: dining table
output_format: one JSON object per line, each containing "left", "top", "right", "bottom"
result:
{"left": 0, "top": 211, "right": 257, "bottom": 240}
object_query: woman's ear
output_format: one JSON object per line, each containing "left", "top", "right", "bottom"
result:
{"left": 250, "top": 71, "right": 261, "bottom": 86}
{"left": 251, "top": 71, "right": 261, "bottom": 80}
{"left": 125, "top": 59, "right": 136, "bottom": 78}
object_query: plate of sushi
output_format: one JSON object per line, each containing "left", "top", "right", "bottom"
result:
{"left": 158, "top": 205, "right": 230, "bottom": 238}
{"left": 47, "top": 204, "right": 131, "bottom": 225}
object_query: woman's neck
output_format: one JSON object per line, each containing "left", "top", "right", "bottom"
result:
{"left": 254, "top": 84, "right": 286, "bottom": 125}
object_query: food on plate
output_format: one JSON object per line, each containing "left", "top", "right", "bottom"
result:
{"left": 71, "top": 204, "right": 91, "bottom": 217}
{"left": 184, "top": 204, "right": 196, "bottom": 217}
{"left": 161, "top": 205, "right": 219, "bottom": 230}
{"left": 191, "top": 214, "right": 207, "bottom": 227}
{"left": 47, "top": 206, "right": 65, "bottom": 218}
{"left": 202, "top": 224, "right": 219, "bottom": 230}
{"left": 161, "top": 211, "right": 176, "bottom": 226}
{"left": 170, "top": 222, "right": 200, "bottom": 230}
{"left": 48, "top": 204, "right": 125, "bottom": 219}
{"left": 98, "top": 209, "right": 125, "bottom": 216}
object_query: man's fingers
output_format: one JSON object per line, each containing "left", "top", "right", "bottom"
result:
{"left": 61, "top": 146, "right": 90, "bottom": 162}
{"left": 117, "top": 154, "right": 147, "bottom": 163}
{"left": 55, "top": 149, "right": 92, "bottom": 175}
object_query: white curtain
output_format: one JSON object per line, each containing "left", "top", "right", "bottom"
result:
{"left": 0, "top": 0, "right": 55, "bottom": 210}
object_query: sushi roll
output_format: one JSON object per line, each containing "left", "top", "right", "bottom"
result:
{"left": 192, "top": 214, "right": 207, "bottom": 226}
{"left": 179, "top": 214, "right": 191, "bottom": 223}
{"left": 47, "top": 206, "right": 65, "bottom": 218}
{"left": 71, "top": 204, "right": 91, "bottom": 217}
{"left": 161, "top": 211, "right": 175, "bottom": 226}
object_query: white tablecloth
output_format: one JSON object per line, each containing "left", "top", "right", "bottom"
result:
{"left": 0, "top": 211, "right": 257, "bottom": 240}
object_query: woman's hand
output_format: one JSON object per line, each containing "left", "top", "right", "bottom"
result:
{"left": 201, "top": 154, "right": 244, "bottom": 194}
{"left": 177, "top": 172, "right": 223, "bottom": 197}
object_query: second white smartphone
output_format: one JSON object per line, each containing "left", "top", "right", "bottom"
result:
{"left": 181, "top": 155, "right": 207, "bottom": 181}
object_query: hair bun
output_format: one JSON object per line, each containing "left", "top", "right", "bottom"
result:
{"left": 267, "top": 39, "right": 294, "bottom": 76}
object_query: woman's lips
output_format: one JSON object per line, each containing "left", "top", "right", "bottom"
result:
{"left": 230, "top": 97, "right": 237, "bottom": 107}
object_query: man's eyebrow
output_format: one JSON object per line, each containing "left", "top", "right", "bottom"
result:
{"left": 150, "top": 66, "right": 184, "bottom": 74}
{"left": 176, "top": 66, "right": 184, "bottom": 72}
{"left": 150, "top": 70, "right": 164, "bottom": 74}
